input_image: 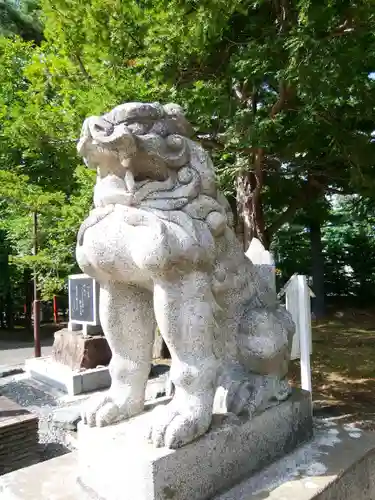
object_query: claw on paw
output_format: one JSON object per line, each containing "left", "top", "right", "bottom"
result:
{"left": 147, "top": 402, "right": 212, "bottom": 449}
{"left": 81, "top": 392, "right": 143, "bottom": 428}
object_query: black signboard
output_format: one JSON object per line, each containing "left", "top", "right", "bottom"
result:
{"left": 69, "top": 276, "right": 97, "bottom": 323}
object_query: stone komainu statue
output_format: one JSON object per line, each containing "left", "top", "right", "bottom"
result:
{"left": 76, "top": 102, "right": 295, "bottom": 449}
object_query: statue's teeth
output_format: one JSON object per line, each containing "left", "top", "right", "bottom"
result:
{"left": 125, "top": 169, "right": 135, "bottom": 193}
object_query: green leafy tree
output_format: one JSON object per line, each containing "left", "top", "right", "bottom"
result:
{"left": 0, "top": 0, "right": 43, "bottom": 43}
{"left": 273, "top": 194, "right": 375, "bottom": 309}
{"left": 1, "top": 0, "right": 375, "bottom": 322}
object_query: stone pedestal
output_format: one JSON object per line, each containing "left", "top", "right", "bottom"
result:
{"left": 26, "top": 356, "right": 112, "bottom": 395}
{"left": 52, "top": 328, "right": 112, "bottom": 370}
{"left": 77, "top": 390, "right": 312, "bottom": 500}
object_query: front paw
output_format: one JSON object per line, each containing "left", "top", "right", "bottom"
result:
{"left": 147, "top": 401, "right": 212, "bottom": 448}
{"left": 81, "top": 391, "right": 143, "bottom": 427}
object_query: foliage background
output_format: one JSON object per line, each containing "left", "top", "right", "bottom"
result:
{"left": 0, "top": 0, "right": 374, "bottom": 326}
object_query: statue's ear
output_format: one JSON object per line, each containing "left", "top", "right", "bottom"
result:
{"left": 163, "top": 103, "right": 193, "bottom": 138}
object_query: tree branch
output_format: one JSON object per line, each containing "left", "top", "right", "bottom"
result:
{"left": 329, "top": 18, "right": 356, "bottom": 38}
{"left": 195, "top": 133, "right": 254, "bottom": 155}
{"left": 270, "top": 81, "right": 295, "bottom": 118}
{"left": 265, "top": 196, "right": 303, "bottom": 239}
{"left": 74, "top": 54, "right": 92, "bottom": 81}
{"left": 326, "top": 186, "right": 354, "bottom": 195}
{"left": 251, "top": 85, "right": 258, "bottom": 115}
{"left": 233, "top": 81, "right": 252, "bottom": 106}
{"left": 265, "top": 176, "right": 327, "bottom": 238}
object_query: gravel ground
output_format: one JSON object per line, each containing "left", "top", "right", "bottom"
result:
{"left": 0, "top": 373, "right": 82, "bottom": 464}
{"left": 0, "top": 364, "right": 170, "bottom": 473}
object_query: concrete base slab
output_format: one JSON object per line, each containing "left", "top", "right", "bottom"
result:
{"left": 77, "top": 389, "right": 312, "bottom": 500}
{"left": 2, "top": 419, "right": 375, "bottom": 499}
{"left": 25, "top": 356, "right": 111, "bottom": 395}
{"left": 0, "top": 453, "right": 88, "bottom": 500}
{"left": 25, "top": 357, "right": 171, "bottom": 399}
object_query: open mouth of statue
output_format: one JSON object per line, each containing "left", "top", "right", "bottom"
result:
{"left": 92, "top": 148, "right": 178, "bottom": 209}
{"left": 83, "top": 139, "right": 171, "bottom": 193}
{"left": 78, "top": 113, "right": 192, "bottom": 209}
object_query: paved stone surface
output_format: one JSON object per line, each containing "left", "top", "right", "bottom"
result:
{"left": 0, "top": 373, "right": 72, "bottom": 463}
{"left": 0, "top": 453, "right": 90, "bottom": 500}
{"left": 0, "top": 339, "right": 53, "bottom": 374}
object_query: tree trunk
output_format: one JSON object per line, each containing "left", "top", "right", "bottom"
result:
{"left": 24, "top": 268, "right": 33, "bottom": 330}
{"left": 0, "top": 299, "right": 4, "bottom": 329}
{"left": 309, "top": 219, "right": 325, "bottom": 318}
{"left": 5, "top": 290, "right": 13, "bottom": 330}
{"left": 236, "top": 149, "right": 269, "bottom": 250}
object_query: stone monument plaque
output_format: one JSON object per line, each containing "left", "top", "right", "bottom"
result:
{"left": 68, "top": 274, "right": 99, "bottom": 326}
{"left": 50, "top": 273, "right": 109, "bottom": 371}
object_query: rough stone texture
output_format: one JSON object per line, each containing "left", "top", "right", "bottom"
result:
{"left": 50, "top": 367, "right": 171, "bottom": 432}
{"left": 52, "top": 328, "right": 111, "bottom": 370}
{"left": 216, "top": 419, "right": 375, "bottom": 500}
{"left": 245, "top": 237, "right": 276, "bottom": 292}
{"left": 0, "top": 396, "right": 39, "bottom": 475}
{"left": 52, "top": 406, "right": 82, "bottom": 431}
{"left": 75, "top": 101, "right": 296, "bottom": 449}
{"left": 77, "top": 390, "right": 312, "bottom": 500}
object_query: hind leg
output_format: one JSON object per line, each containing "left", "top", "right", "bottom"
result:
{"left": 148, "top": 271, "right": 218, "bottom": 448}
{"left": 82, "top": 281, "right": 154, "bottom": 427}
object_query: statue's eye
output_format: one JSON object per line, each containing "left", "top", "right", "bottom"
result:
{"left": 126, "top": 122, "right": 150, "bottom": 135}
{"left": 92, "top": 118, "right": 113, "bottom": 135}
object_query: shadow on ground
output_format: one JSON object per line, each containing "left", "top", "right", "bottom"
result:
{"left": 0, "top": 323, "right": 66, "bottom": 343}
{"left": 38, "top": 442, "right": 71, "bottom": 462}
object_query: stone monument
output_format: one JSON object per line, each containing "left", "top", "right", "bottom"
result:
{"left": 26, "top": 273, "right": 112, "bottom": 396}
{"left": 67, "top": 273, "right": 101, "bottom": 335}
{"left": 75, "top": 102, "right": 312, "bottom": 499}
{"left": 51, "top": 273, "right": 111, "bottom": 371}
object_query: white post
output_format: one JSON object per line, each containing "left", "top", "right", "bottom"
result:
{"left": 285, "top": 276, "right": 299, "bottom": 360}
{"left": 284, "top": 275, "right": 312, "bottom": 394}
{"left": 297, "top": 275, "right": 312, "bottom": 393}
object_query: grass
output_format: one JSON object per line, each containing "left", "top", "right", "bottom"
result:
{"left": 290, "top": 308, "right": 375, "bottom": 427}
